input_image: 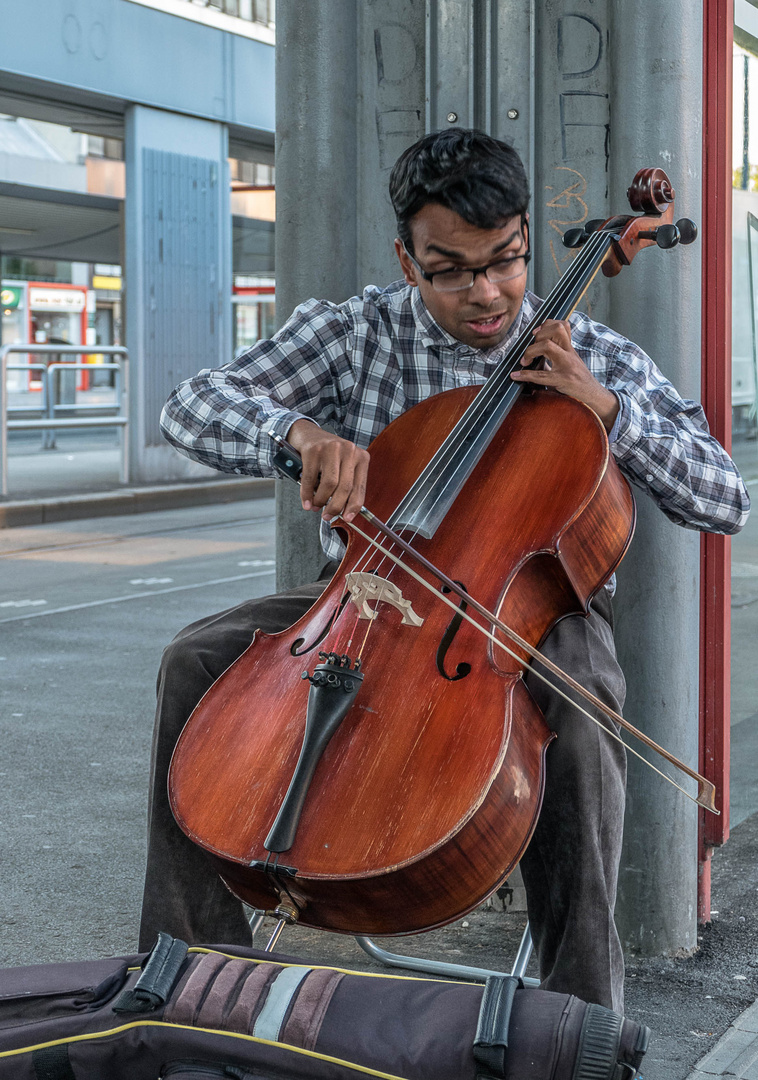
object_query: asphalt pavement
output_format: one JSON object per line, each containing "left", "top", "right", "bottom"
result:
{"left": 1, "top": 428, "right": 758, "bottom": 1079}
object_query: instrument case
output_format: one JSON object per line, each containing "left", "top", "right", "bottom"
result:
{"left": 0, "top": 932, "right": 649, "bottom": 1080}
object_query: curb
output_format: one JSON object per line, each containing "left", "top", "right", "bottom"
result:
{"left": 0, "top": 477, "right": 275, "bottom": 529}
{"left": 686, "top": 999, "right": 758, "bottom": 1078}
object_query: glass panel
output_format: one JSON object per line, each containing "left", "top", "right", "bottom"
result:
{"left": 258, "top": 299, "right": 276, "bottom": 339}
{"left": 734, "top": 202, "right": 758, "bottom": 437}
{"left": 744, "top": 212, "right": 758, "bottom": 430}
{"left": 730, "top": 39, "right": 758, "bottom": 829}
{"left": 233, "top": 296, "right": 275, "bottom": 355}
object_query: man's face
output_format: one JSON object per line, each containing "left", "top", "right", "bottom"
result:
{"left": 395, "top": 204, "right": 529, "bottom": 349}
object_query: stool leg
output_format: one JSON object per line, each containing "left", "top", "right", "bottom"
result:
{"left": 510, "top": 922, "right": 533, "bottom": 979}
{"left": 248, "top": 910, "right": 265, "bottom": 939}
{"left": 354, "top": 923, "right": 538, "bottom": 986}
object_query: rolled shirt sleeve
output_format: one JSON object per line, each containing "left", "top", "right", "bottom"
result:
{"left": 160, "top": 298, "right": 356, "bottom": 476}
{"left": 602, "top": 339, "right": 750, "bottom": 535}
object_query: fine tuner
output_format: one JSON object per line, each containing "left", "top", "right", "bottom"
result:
{"left": 563, "top": 216, "right": 698, "bottom": 251}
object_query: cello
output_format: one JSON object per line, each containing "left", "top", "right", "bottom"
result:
{"left": 168, "top": 168, "right": 710, "bottom": 936}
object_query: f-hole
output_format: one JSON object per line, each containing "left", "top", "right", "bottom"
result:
{"left": 290, "top": 592, "right": 351, "bottom": 657}
{"left": 436, "top": 582, "right": 472, "bottom": 681}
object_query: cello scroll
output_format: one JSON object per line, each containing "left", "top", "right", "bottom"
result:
{"left": 561, "top": 166, "right": 697, "bottom": 276}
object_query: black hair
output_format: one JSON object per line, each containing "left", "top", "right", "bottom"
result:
{"left": 389, "top": 128, "right": 530, "bottom": 253}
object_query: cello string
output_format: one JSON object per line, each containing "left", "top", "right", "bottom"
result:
{"left": 336, "top": 231, "right": 609, "bottom": 588}
{"left": 306, "top": 490, "right": 428, "bottom": 659}
{"left": 369, "top": 236, "right": 616, "bottom": 647}
{"left": 372, "top": 238, "right": 615, "bottom": 610}
{"left": 391, "top": 232, "right": 614, "bottom": 532}
{"left": 313, "top": 230, "right": 615, "bottom": 659}
{"left": 334, "top": 525, "right": 424, "bottom": 660}
{"left": 311, "top": 231, "right": 614, "bottom": 657}
{"left": 385, "top": 231, "right": 612, "bottom": 529}
{"left": 342, "top": 234, "right": 612, "bottom": 620}
{"left": 473, "top": 232, "right": 612, "bottom": 395}
{"left": 396, "top": 233, "right": 614, "bottom": 546}
{"left": 343, "top": 514, "right": 716, "bottom": 812}
{"left": 315, "top": 520, "right": 410, "bottom": 659}
{"left": 464, "top": 232, "right": 613, "bottom": 413}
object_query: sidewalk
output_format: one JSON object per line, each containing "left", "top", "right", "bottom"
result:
{"left": 687, "top": 1004, "right": 758, "bottom": 1079}
{"left": 0, "top": 435, "right": 273, "bottom": 526}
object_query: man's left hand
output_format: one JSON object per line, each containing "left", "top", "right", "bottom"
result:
{"left": 510, "top": 319, "right": 619, "bottom": 432}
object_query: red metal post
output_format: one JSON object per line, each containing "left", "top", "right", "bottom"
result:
{"left": 699, "top": 0, "right": 733, "bottom": 922}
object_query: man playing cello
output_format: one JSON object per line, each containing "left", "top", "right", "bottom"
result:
{"left": 141, "top": 129, "right": 749, "bottom": 1014}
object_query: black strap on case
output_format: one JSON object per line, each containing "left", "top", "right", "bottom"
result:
{"left": 32, "top": 1044, "right": 77, "bottom": 1080}
{"left": 113, "top": 931, "right": 189, "bottom": 1014}
{"left": 473, "top": 975, "right": 522, "bottom": 1080}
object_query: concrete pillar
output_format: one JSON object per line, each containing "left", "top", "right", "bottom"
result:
{"left": 524, "top": 0, "right": 703, "bottom": 953}
{"left": 607, "top": 0, "right": 703, "bottom": 956}
{"left": 124, "top": 105, "right": 231, "bottom": 483}
{"left": 274, "top": 0, "right": 357, "bottom": 589}
{"left": 274, "top": 1, "right": 424, "bottom": 589}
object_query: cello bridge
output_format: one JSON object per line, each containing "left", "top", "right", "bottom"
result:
{"left": 345, "top": 571, "right": 424, "bottom": 626}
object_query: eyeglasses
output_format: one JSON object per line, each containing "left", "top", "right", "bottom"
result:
{"left": 402, "top": 239, "right": 531, "bottom": 293}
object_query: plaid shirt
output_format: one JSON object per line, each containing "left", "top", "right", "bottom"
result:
{"left": 161, "top": 281, "right": 750, "bottom": 564}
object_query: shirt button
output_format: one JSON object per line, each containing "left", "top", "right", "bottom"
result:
{"left": 645, "top": 473, "right": 653, "bottom": 482}
{"left": 235, "top": 468, "right": 242, "bottom": 474}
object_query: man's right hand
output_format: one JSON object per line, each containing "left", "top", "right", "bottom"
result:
{"left": 286, "top": 419, "right": 370, "bottom": 523}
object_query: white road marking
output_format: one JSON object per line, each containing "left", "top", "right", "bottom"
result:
{"left": 237, "top": 559, "right": 275, "bottom": 567}
{"left": 129, "top": 577, "right": 174, "bottom": 585}
{"left": 0, "top": 599, "right": 47, "bottom": 608}
{"left": 0, "top": 569, "right": 276, "bottom": 624}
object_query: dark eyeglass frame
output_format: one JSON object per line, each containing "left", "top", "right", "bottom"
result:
{"left": 402, "top": 221, "right": 531, "bottom": 293}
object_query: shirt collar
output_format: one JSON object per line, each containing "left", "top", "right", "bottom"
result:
{"left": 410, "top": 285, "right": 460, "bottom": 350}
{"left": 410, "top": 284, "right": 543, "bottom": 359}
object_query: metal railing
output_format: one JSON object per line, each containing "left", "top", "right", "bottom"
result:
{"left": 0, "top": 344, "right": 129, "bottom": 497}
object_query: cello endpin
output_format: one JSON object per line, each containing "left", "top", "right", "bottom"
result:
{"left": 263, "top": 898, "right": 301, "bottom": 952}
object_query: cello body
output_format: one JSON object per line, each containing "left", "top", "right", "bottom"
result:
{"left": 169, "top": 386, "right": 635, "bottom": 935}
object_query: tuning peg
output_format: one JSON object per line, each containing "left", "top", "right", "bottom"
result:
{"left": 675, "top": 218, "right": 698, "bottom": 245}
{"left": 584, "top": 218, "right": 607, "bottom": 234}
{"left": 654, "top": 224, "right": 680, "bottom": 249}
{"left": 562, "top": 228, "right": 587, "bottom": 249}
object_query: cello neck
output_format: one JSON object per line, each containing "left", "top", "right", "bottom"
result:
{"left": 390, "top": 229, "right": 616, "bottom": 539}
